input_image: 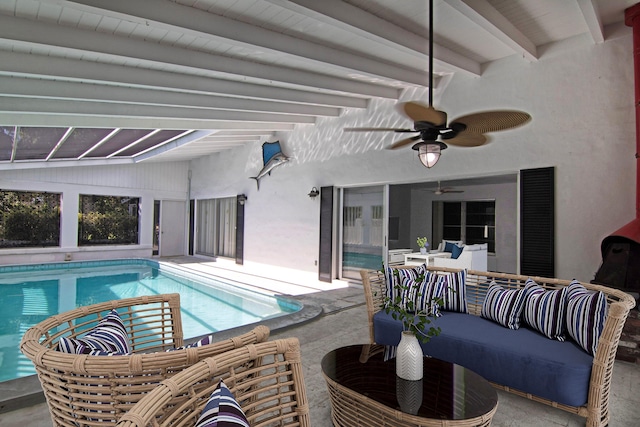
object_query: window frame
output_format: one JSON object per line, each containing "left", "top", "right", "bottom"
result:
{"left": 433, "top": 199, "right": 496, "bottom": 253}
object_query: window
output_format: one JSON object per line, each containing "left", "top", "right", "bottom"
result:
{"left": 465, "top": 201, "right": 495, "bottom": 250}
{"left": 196, "top": 197, "right": 236, "bottom": 258}
{"left": 343, "top": 206, "right": 363, "bottom": 244}
{"left": 371, "top": 205, "right": 383, "bottom": 246}
{"left": 0, "top": 190, "right": 61, "bottom": 248}
{"left": 433, "top": 200, "right": 496, "bottom": 253}
{"left": 442, "top": 202, "right": 462, "bottom": 241}
{"left": 78, "top": 195, "right": 140, "bottom": 245}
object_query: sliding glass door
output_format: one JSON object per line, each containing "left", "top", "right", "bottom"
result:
{"left": 341, "top": 186, "right": 386, "bottom": 280}
{"left": 196, "top": 197, "right": 236, "bottom": 258}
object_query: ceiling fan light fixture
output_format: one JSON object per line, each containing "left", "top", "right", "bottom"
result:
{"left": 417, "top": 142, "right": 447, "bottom": 168}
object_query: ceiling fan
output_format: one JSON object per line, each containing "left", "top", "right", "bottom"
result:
{"left": 344, "top": 0, "right": 531, "bottom": 168}
{"left": 432, "top": 181, "right": 463, "bottom": 195}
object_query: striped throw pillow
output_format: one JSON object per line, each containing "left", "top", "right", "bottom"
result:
{"left": 57, "top": 309, "right": 131, "bottom": 355}
{"left": 566, "top": 281, "right": 608, "bottom": 356}
{"left": 88, "top": 349, "right": 128, "bottom": 356}
{"left": 481, "top": 282, "right": 526, "bottom": 329}
{"left": 166, "top": 335, "right": 215, "bottom": 352}
{"left": 384, "top": 264, "right": 427, "bottom": 306}
{"left": 522, "top": 279, "right": 567, "bottom": 340}
{"left": 440, "top": 269, "right": 468, "bottom": 313}
{"left": 400, "top": 274, "right": 444, "bottom": 316}
{"left": 196, "top": 379, "right": 250, "bottom": 427}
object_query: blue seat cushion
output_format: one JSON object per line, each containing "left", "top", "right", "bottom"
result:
{"left": 373, "top": 310, "right": 593, "bottom": 407}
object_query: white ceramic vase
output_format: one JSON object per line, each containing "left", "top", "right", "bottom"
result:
{"left": 419, "top": 247, "right": 427, "bottom": 254}
{"left": 396, "top": 331, "right": 423, "bottom": 381}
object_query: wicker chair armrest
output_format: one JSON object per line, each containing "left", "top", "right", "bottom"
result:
{"left": 360, "top": 269, "right": 385, "bottom": 345}
{"left": 116, "top": 337, "right": 310, "bottom": 427}
{"left": 588, "top": 301, "right": 632, "bottom": 425}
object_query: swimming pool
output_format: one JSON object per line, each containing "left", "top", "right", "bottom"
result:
{"left": 0, "top": 259, "right": 302, "bottom": 383}
{"left": 343, "top": 251, "right": 382, "bottom": 270}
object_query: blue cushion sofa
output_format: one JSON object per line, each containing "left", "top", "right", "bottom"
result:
{"left": 361, "top": 266, "right": 636, "bottom": 427}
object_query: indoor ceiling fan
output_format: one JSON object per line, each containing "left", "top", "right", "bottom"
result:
{"left": 344, "top": 0, "right": 531, "bottom": 168}
{"left": 432, "top": 181, "right": 463, "bottom": 195}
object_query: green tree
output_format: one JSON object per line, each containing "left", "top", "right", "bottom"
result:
{"left": 0, "top": 191, "right": 60, "bottom": 247}
{"left": 78, "top": 195, "right": 139, "bottom": 245}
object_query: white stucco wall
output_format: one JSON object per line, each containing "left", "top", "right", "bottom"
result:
{"left": 190, "top": 30, "right": 636, "bottom": 283}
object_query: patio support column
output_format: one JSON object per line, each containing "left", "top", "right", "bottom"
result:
{"left": 60, "top": 189, "right": 80, "bottom": 252}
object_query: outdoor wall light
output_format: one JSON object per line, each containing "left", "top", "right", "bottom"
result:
{"left": 416, "top": 141, "right": 447, "bottom": 169}
{"left": 308, "top": 187, "right": 320, "bottom": 199}
{"left": 238, "top": 194, "right": 247, "bottom": 205}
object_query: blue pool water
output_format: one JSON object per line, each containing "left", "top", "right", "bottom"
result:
{"left": 0, "top": 259, "right": 301, "bottom": 383}
{"left": 343, "top": 251, "right": 382, "bottom": 270}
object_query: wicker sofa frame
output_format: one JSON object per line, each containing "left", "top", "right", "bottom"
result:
{"left": 20, "top": 293, "right": 270, "bottom": 427}
{"left": 116, "top": 337, "right": 310, "bottom": 427}
{"left": 361, "top": 266, "right": 636, "bottom": 427}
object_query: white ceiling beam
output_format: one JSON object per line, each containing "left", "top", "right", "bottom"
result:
{"left": 577, "top": 0, "right": 605, "bottom": 44}
{"left": 10, "top": 125, "right": 19, "bottom": 162}
{"left": 44, "top": 0, "right": 433, "bottom": 86}
{"left": 443, "top": 0, "right": 537, "bottom": 62}
{"left": 0, "top": 52, "right": 368, "bottom": 109}
{"left": 134, "top": 130, "right": 222, "bottom": 162}
{"left": 45, "top": 126, "right": 74, "bottom": 161}
{"left": 0, "top": 76, "right": 342, "bottom": 118}
{"left": 78, "top": 128, "right": 121, "bottom": 159}
{"left": 37, "top": 0, "right": 428, "bottom": 88}
{"left": 107, "top": 129, "right": 162, "bottom": 158}
{"left": 263, "top": 0, "right": 480, "bottom": 77}
{"left": 0, "top": 110, "right": 299, "bottom": 131}
{"left": 189, "top": 143, "right": 248, "bottom": 150}
{"left": 0, "top": 157, "right": 137, "bottom": 171}
{"left": 0, "top": 97, "right": 317, "bottom": 124}
{"left": 198, "top": 136, "right": 261, "bottom": 143}
{"left": 0, "top": 15, "right": 402, "bottom": 99}
{"left": 126, "top": 130, "right": 195, "bottom": 158}
{"left": 211, "top": 131, "right": 271, "bottom": 137}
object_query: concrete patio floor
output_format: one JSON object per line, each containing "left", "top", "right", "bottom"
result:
{"left": 2, "top": 259, "right": 639, "bottom": 426}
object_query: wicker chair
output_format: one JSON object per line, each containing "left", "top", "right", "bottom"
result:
{"left": 20, "top": 293, "right": 270, "bottom": 427}
{"left": 116, "top": 338, "right": 310, "bottom": 427}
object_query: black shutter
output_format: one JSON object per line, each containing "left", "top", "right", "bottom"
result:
{"left": 318, "top": 186, "right": 334, "bottom": 282}
{"left": 188, "top": 199, "right": 194, "bottom": 255}
{"left": 520, "top": 167, "right": 555, "bottom": 277}
{"left": 235, "top": 196, "right": 245, "bottom": 265}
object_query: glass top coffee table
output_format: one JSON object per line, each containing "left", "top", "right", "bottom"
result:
{"left": 321, "top": 345, "right": 498, "bottom": 427}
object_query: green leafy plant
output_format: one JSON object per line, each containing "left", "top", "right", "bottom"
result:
{"left": 416, "top": 236, "right": 428, "bottom": 248}
{"left": 383, "top": 269, "right": 441, "bottom": 343}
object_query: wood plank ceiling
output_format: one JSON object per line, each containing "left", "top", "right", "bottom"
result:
{"left": 0, "top": 0, "right": 635, "bottom": 167}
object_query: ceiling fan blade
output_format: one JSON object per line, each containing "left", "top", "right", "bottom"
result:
{"left": 449, "top": 110, "right": 531, "bottom": 134}
{"left": 445, "top": 132, "right": 488, "bottom": 147}
{"left": 343, "top": 127, "right": 415, "bottom": 132}
{"left": 433, "top": 185, "right": 464, "bottom": 194}
{"left": 399, "top": 102, "right": 447, "bottom": 126}
{"left": 388, "top": 135, "right": 421, "bottom": 150}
